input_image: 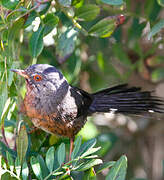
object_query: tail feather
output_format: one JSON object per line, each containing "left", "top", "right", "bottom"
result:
{"left": 89, "top": 84, "right": 164, "bottom": 114}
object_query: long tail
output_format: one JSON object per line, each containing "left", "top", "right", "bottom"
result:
{"left": 89, "top": 84, "right": 164, "bottom": 114}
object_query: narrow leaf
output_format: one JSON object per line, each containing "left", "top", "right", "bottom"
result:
{"left": 29, "top": 25, "right": 44, "bottom": 58}
{"left": 81, "top": 147, "right": 101, "bottom": 158}
{"left": 46, "top": 146, "right": 55, "bottom": 172}
{"left": 30, "top": 156, "right": 42, "bottom": 180}
{"left": 22, "top": 161, "right": 29, "bottom": 180}
{"left": 101, "top": 0, "right": 124, "bottom": 6}
{"left": 8, "top": 18, "right": 25, "bottom": 44}
{"left": 75, "top": 4, "right": 100, "bottom": 21}
{"left": 16, "top": 124, "right": 28, "bottom": 165}
{"left": 97, "top": 161, "right": 116, "bottom": 174}
{"left": 15, "top": 157, "right": 21, "bottom": 177}
{"left": 105, "top": 155, "right": 127, "bottom": 180}
{"left": 57, "top": 143, "right": 65, "bottom": 166}
{"left": 148, "top": 19, "right": 164, "bottom": 40}
{"left": 77, "top": 138, "right": 97, "bottom": 157}
{"left": 76, "top": 159, "right": 103, "bottom": 171}
{"left": 6, "top": 151, "right": 14, "bottom": 172}
{"left": 37, "top": 155, "right": 49, "bottom": 178}
{"left": 71, "top": 136, "right": 82, "bottom": 159}
{"left": 88, "top": 17, "right": 116, "bottom": 38}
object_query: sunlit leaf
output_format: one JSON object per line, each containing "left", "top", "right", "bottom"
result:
{"left": 157, "top": 0, "right": 164, "bottom": 7}
{"left": 81, "top": 147, "right": 101, "bottom": 158}
{"left": 75, "top": 4, "right": 100, "bottom": 21}
{"left": 83, "top": 167, "right": 96, "bottom": 180}
{"left": 105, "top": 155, "right": 127, "bottom": 180}
{"left": 88, "top": 17, "right": 116, "bottom": 38}
{"left": 148, "top": 19, "right": 164, "bottom": 40}
{"left": 76, "top": 159, "right": 103, "bottom": 171}
{"left": 16, "top": 124, "right": 28, "bottom": 165}
{"left": 22, "top": 161, "right": 29, "bottom": 180}
{"left": 29, "top": 25, "right": 44, "bottom": 58}
{"left": 57, "top": 143, "right": 65, "bottom": 165}
{"left": 46, "top": 146, "right": 55, "bottom": 172}
{"left": 30, "top": 156, "right": 42, "bottom": 180}
{"left": 72, "top": 0, "right": 84, "bottom": 7}
{"left": 101, "top": 0, "right": 124, "bottom": 6}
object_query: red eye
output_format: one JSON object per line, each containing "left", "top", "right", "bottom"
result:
{"left": 33, "top": 74, "right": 42, "bottom": 81}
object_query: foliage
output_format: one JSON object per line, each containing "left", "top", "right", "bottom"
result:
{"left": 0, "top": 0, "right": 164, "bottom": 179}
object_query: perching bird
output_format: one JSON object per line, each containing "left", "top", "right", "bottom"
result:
{"left": 11, "top": 64, "right": 164, "bottom": 160}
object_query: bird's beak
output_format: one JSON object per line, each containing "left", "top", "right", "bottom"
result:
{"left": 10, "top": 69, "right": 29, "bottom": 79}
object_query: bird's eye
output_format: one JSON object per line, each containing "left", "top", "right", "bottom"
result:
{"left": 33, "top": 74, "right": 42, "bottom": 81}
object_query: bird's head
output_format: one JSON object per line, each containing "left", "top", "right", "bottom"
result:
{"left": 11, "top": 64, "right": 68, "bottom": 96}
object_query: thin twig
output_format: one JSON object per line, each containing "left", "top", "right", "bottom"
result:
{"left": 1, "top": 125, "right": 9, "bottom": 147}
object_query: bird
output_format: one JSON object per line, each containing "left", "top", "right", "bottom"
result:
{"left": 11, "top": 64, "right": 164, "bottom": 160}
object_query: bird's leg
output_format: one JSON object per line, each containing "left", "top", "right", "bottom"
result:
{"left": 69, "top": 137, "right": 74, "bottom": 161}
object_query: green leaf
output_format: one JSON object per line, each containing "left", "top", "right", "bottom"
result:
{"left": 29, "top": 25, "right": 44, "bottom": 58}
{"left": 58, "top": 0, "right": 72, "bottom": 7}
{"left": 148, "top": 19, "right": 164, "bottom": 40}
{"left": 97, "top": 51, "right": 105, "bottom": 71}
{"left": 43, "top": 13, "right": 59, "bottom": 35}
{"left": 101, "top": 0, "right": 124, "bottom": 6}
{"left": 1, "top": 0, "right": 19, "bottom": 10}
{"left": 88, "top": 17, "right": 116, "bottom": 38}
{"left": 71, "top": 136, "right": 82, "bottom": 159}
{"left": 56, "top": 28, "right": 78, "bottom": 60}
{"left": 72, "top": 0, "right": 84, "bottom": 7}
{"left": 76, "top": 159, "right": 103, "bottom": 171}
{"left": 35, "top": 2, "right": 51, "bottom": 15}
{"left": 75, "top": 4, "right": 100, "bottom": 21}
{"left": 6, "top": 151, "right": 14, "bottom": 172}
{"left": 15, "top": 157, "right": 21, "bottom": 177}
{"left": 105, "top": 155, "right": 127, "bottom": 180}
{"left": 78, "top": 138, "right": 97, "bottom": 157}
{"left": 112, "top": 43, "right": 131, "bottom": 67}
{"left": 16, "top": 124, "right": 28, "bottom": 165}
{"left": 81, "top": 147, "right": 101, "bottom": 158}
{"left": 157, "top": 0, "right": 164, "bottom": 7}
{"left": 97, "top": 161, "right": 116, "bottom": 174}
{"left": 8, "top": 18, "right": 25, "bottom": 43}
{"left": 37, "top": 155, "right": 49, "bottom": 178}
{"left": 22, "top": 161, "right": 29, "bottom": 180}
{"left": 8, "top": 61, "right": 19, "bottom": 87}
{"left": 30, "top": 156, "right": 42, "bottom": 180}
{"left": 0, "top": 82, "right": 8, "bottom": 122}
{"left": 46, "top": 146, "right": 55, "bottom": 172}
{"left": 1, "top": 172, "right": 17, "bottom": 180}
{"left": 83, "top": 167, "right": 96, "bottom": 180}
{"left": 57, "top": 143, "right": 65, "bottom": 166}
